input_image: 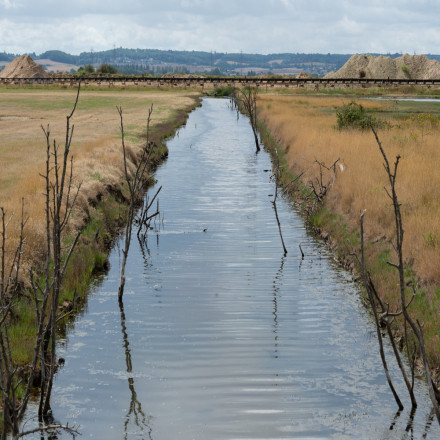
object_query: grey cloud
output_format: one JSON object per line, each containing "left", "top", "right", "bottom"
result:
{"left": 1, "top": 0, "right": 439, "bottom": 55}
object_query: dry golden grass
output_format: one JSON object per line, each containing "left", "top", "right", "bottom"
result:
{"left": 259, "top": 95, "right": 440, "bottom": 282}
{"left": 0, "top": 86, "right": 199, "bottom": 270}
{"left": 259, "top": 94, "right": 440, "bottom": 365}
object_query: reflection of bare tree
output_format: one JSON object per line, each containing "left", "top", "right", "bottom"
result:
{"left": 119, "top": 300, "right": 153, "bottom": 439}
{"left": 18, "top": 416, "right": 78, "bottom": 440}
{"left": 138, "top": 235, "right": 152, "bottom": 273}
{"left": 271, "top": 257, "right": 286, "bottom": 358}
{"left": 422, "top": 409, "right": 435, "bottom": 439}
{"left": 387, "top": 406, "right": 435, "bottom": 439}
{"left": 404, "top": 407, "right": 417, "bottom": 439}
{"left": 388, "top": 409, "right": 401, "bottom": 432}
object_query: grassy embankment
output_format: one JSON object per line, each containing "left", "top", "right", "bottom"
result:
{"left": 257, "top": 92, "right": 440, "bottom": 370}
{"left": 0, "top": 85, "right": 201, "bottom": 370}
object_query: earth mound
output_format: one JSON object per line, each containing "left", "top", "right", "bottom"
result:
{"left": 325, "top": 54, "right": 440, "bottom": 79}
{"left": 0, "top": 55, "right": 49, "bottom": 79}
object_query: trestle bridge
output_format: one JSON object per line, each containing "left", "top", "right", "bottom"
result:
{"left": 1, "top": 75, "right": 440, "bottom": 89}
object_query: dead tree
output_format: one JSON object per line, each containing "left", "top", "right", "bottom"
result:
{"left": 354, "top": 210, "right": 404, "bottom": 410}
{"left": 271, "top": 149, "right": 287, "bottom": 255}
{"left": 0, "top": 202, "right": 27, "bottom": 439}
{"left": 304, "top": 158, "right": 339, "bottom": 217}
{"left": 371, "top": 125, "right": 440, "bottom": 422}
{"left": 349, "top": 127, "right": 440, "bottom": 414}
{"left": 369, "top": 270, "right": 418, "bottom": 408}
{"left": 0, "top": 86, "right": 82, "bottom": 437}
{"left": 236, "top": 86, "right": 260, "bottom": 152}
{"left": 117, "top": 105, "right": 158, "bottom": 302}
{"left": 33, "top": 84, "right": 82, "bottom": 421}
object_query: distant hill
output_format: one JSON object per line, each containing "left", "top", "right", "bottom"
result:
{"left": 33, "top": 49, "right": 355, "bottom": 76}
{"left": 2, "top": 49, "right": 440, "bottom": 76}
{"left": 38, "top": 50, "right": 78, "bottom": 65}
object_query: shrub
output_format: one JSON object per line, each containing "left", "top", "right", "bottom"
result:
{"left": 97, "top": 63, "right": 118, "bottom": 74}
{"left": 336, "top": 102, "right": 370, "bottom": 130}
{"left": 75, "top": 64, "right": 95, "bottom": 76}
{"left": 336, "top": 101, "right": 389, "bottom": 130}
{"left": 84, "top": 64, "right": 95, "bottom": 73}
{"left": 402, "top": 65, "right": 410, "bottom": 74}
{"left": 214, "top": 85, "right": 233, "bottom": 97}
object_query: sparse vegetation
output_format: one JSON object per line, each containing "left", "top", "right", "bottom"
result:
{"left": 258, "top": 94, "right": 440, "bottom": 369}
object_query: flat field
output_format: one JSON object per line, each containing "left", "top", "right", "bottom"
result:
{"left": 0, "top": 86, "right": 197, "bottom": 204}
{"left": 0, "top": 86, "right": 199, "bottom": 247}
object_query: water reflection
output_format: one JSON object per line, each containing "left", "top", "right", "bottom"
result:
{"left": 271, "top": 256, "right": 286, "bottom": 359}
{"left": 19, "top": 418, "right": 78, "bottom": 440}
{"left": 138, "top": 235, "right": 151, "bottom": 272}
{"left": 119, "top": 300, "right": 153, "bottom": 439}
{"left": 422, "top": 410, "right": 435, "bottom": 439}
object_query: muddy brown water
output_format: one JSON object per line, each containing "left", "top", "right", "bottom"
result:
{"left": 24, "top": 98, "right": 439, "bottom": 439}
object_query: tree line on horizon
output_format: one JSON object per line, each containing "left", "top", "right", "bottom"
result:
{"left": 6, "top": 48, "right": 440, "bottom": 69}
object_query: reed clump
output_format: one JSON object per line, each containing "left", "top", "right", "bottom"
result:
{"left": 258, "top": 94, "right": 440, "bottom": 366}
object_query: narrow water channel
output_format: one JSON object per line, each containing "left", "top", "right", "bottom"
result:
{"left": 26, "top": 98, "right": 439, "bottom": 439}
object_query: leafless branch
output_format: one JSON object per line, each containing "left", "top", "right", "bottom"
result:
{"left": 271, "top": 148, "right": 287, "bottom": 255}
{"left": 371, "top": 124, "right": 440, "bottom": 420}
{"left": 19, "top": 423, "right": 81, "bottom": 438}
{"left": 117, "top": 105, "right": 159, "bottom": 302}
{"left": 234, "top": 86, "right": 260, "bottom": 152}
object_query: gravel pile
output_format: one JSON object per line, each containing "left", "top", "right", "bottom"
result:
{"left": 0, "top": 55, "right": 49, "bottom": 79}
{"left": 325, "top": 54, "right": 440, "bottom": 79}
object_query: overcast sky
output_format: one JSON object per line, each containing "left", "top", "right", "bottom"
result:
{"left": 1, "top": 0, "right": 439, "bottom": 55}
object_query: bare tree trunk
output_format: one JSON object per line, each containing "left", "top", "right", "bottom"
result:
{"left": 271, "top": 149, "right": 287, "bottom": 255}
{"left": 358, "top": 210, "right": 403, "bottom": 410}
{"left": 117, "top": 105, "right": 157, "bottom": 301}
{"left": 235, "top": 86, "right": 260, "bottom": 152}
{"left": 0, "top": 201, "right": 27, "bottom": 439}
{"left": 118, "top": 204, "right": 135, "bottom": 303}
{"left": 371, "top": 125, "right": 440, "bottom": 422}
{"left": 368, "top": 274, "right": 417, "bottom": 408}
{"left": 36, "top": 84, "right": 82, "bottom": 422}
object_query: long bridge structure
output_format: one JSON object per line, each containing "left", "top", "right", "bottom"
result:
{"left": 1, "top": 75, "right": 440, "bottom": 90}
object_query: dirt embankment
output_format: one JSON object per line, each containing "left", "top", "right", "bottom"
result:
{"left": 0, "top": 55, "right": 49, "bottom": 79}
{"left": 325, "top": 54, "right": 440, "bottom": 79}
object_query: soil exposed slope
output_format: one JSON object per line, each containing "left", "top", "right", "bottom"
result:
{"left": 325, "top": 54, "right": 440, "bottom": 79}
{"left": 0, "top": 55, "right": 49, "bottom": 78}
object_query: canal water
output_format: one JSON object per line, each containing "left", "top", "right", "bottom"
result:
{"left": 26, "top": 98, "right": 439, "bottom": 439}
